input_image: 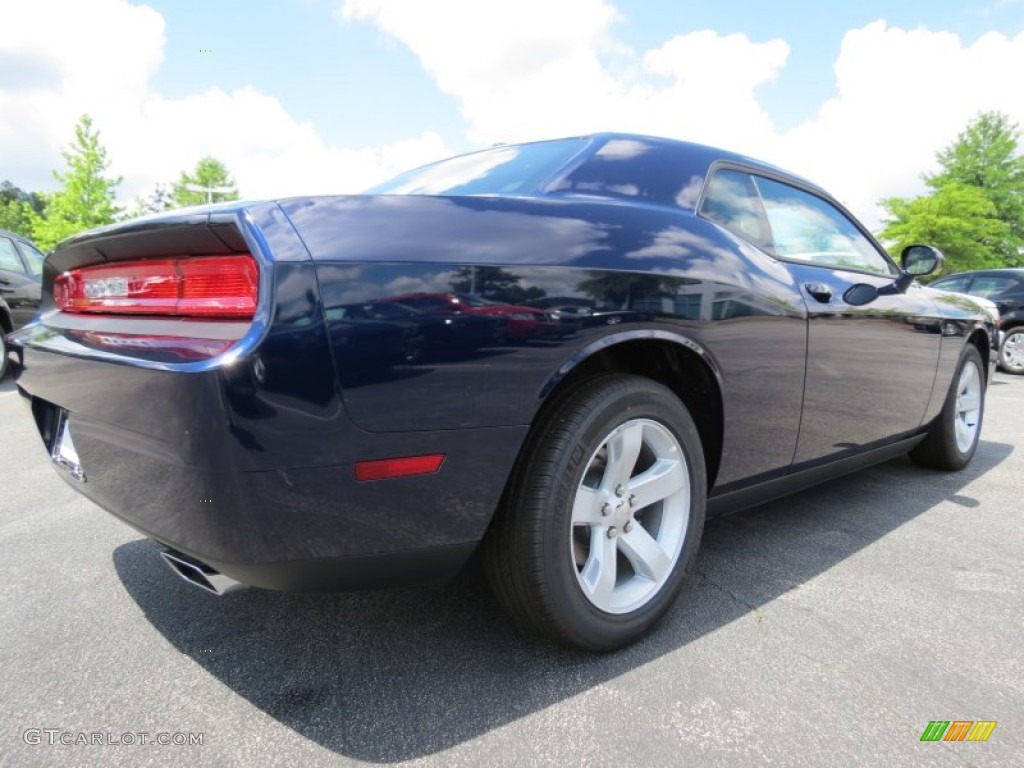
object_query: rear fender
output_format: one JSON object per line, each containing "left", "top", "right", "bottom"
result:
{"left": 539, "top": 329, "right": 723, "bottom": 399}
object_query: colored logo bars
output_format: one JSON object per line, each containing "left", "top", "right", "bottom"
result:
{"left": 920, "top": 721, "right": 997, "bottom": 742}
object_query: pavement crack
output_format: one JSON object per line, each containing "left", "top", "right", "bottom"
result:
{"left": 692, "top": 570, "right": 761, "bottom": 614}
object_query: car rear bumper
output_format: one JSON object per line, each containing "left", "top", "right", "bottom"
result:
{"left": 14, "top": 337, "right": 525, "bottom": 591}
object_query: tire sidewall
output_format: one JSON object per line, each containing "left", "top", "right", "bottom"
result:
{"left": 537, "top": 380, "right": 706, "bottom": 649}
{"left": 943, "top": 346, "right": 985, "bottom": 467}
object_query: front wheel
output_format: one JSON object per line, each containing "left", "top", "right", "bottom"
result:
{"left": 483, "top": 374, "right": 706, "bottom": 651}
{"left": 910, "top": 344, "right": 985, "bottom": 470}
{"left": 999, "top": 326, "right": 1024, "bottom": 375}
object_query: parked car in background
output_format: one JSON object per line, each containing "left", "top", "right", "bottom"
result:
{"left": 9, "top": 133, "right": 996, "bottom": 650}
{"left": 929, "top": 268, "right": 1024, "bottom": 374}
{"left": 376, "top": 292, "right": 560, "bottom": 340}
{"left": 0, "top": 228, "right": 44, "bottom": 379}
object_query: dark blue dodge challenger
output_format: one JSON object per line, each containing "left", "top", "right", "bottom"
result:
{"left": 10, "top": 134, "right": 995, "bottom": 650}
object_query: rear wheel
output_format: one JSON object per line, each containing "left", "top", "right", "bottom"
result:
{"left": 999, "top": 326, "right": 1024, "bottom": 375}
{"left": 910, "top": 345, "right": 985, "bottom": 470}
{"left": 483, "top": 374, "right": 706, "bottom": 651}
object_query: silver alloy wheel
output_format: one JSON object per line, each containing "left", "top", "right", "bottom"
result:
{"left": 954, "top": 359, "right": 982, "bottom": 454}
{"left": 1002, "top": 329, "right": 1024, "bottom": 371}
{"left": 570, "top": 418, "right": 690, "bottom": 614}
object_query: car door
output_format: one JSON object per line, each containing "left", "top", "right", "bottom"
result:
{"left": 0, "top": 235, "right": 42, "bottom": 327}
{"left": 747, "top": 174, "right": 943, "bottom": 464}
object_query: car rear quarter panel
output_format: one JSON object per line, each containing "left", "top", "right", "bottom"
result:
{"left": 281, "top": 194, "right": 809, "bottom": 488}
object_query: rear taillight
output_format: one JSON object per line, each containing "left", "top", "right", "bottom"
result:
{"left": 54, "top": 255, "right": 258, "bottom": 318}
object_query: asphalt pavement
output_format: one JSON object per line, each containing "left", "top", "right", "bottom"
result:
{"left": 1, "top": 370, "right": 1021, "bottom": 767}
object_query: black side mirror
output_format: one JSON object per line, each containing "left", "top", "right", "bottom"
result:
{"left": 843, "top": 283, "right": 879, "bottom": 306}
{"left": 844, "top": 244, "right": 944, "bottom": 306}
{"left": 883, "top": 244, "right": 945, "bottom": 296}
{"left": 901, "top": 244, "right": 943, "bottom": 277}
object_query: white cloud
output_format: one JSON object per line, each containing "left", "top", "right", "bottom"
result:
{"left": 779, "top": 22, "right": 1024, "bottom": 225}
{"left": 4, "top": 0, "right": 1024, "bottom": 237}
{"left": 0, "top": 0, "right": 451, "bottom": 207}
{"left": 341, "top": 0, "right": 788, "bottom": 154}
{"left": 342, "top": 2, "right": 1024, "bottom": 229}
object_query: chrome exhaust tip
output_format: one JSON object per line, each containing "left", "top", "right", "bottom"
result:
{"left": 159, "top": 549, "right": 247, "bottom": 596}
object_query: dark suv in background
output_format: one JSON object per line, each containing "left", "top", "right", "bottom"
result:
{"left": 0, "top": 228, "right": 44, "bottom": 379}
{"left": 930, "top": 268, "right": 1024, "bottom": 374}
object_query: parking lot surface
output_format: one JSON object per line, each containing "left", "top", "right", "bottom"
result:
{"left": 1, "top": 371, "right": 1021, "bottom": 767}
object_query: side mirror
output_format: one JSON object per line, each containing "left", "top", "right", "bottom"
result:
{"left": 880, "top": 244, "right": 945, "bottom": 296}
{"left": 901, "top": 244, "right": 943, "bottom": 276}
{"left": 844, "top": 245, "right": 945, "bottom": 306}
{"left": 843, "top": 283, "right": 879, "bottom": 306}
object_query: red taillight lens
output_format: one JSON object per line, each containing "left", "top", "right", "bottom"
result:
{"left": 54, "top": 255, "right": 258, "bottom": 318}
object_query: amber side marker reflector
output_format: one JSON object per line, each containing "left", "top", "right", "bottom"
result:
{"left": 354, "top": 454, "right": 445, "bottom": 482}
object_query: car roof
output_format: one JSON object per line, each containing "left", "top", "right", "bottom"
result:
{"left": 0, "top": 228, "right": 38, "bottom": 247}
{"left": 582, "top": 132, "right": 825, "bottom": 192}
{"left": 935, "top": 268, "right": 1024, "bottom": 280}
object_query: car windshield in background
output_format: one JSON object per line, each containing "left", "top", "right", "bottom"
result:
{"left": 366, "top": 138, "right": 589, "bottom": 196}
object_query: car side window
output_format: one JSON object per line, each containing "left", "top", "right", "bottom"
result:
{"left": 698, "top": 169, "right": 774, "bottom": 253}
{"left": 968, "top": 276, "right": 1016, "bottom": 298}
{"left": 0, "top": 237, "right": 26, "bottom": 273}
{"left": 930, "top": 276, "right": 971, "bottom": 293}
{"left": 18, "top": 242, "right": 44, "bottom": 277}
{"left": 753, "top": 176, "right": 894, "bottom": 276}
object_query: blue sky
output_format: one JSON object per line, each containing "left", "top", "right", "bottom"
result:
{"left": 149, "top": 0, "right": 1024, "bottom": 147}
{"left": 2, "top": 0, "right": 1023, "bottom": 227}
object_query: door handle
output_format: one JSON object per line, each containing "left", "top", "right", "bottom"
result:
{"left": 804, "top": 282, "right": 832, "bottom": 303}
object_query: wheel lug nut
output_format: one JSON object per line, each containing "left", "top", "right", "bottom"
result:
{"left": 600, "top": 502, "right": 611, "bottom": 516}
{"left": 607, "top": 527, "right": 618, "bottom": 539}
{"left": 628, "top": 494, "right": 636, "bottom": 507}
{"left": 615, "top": 484, "right": 625, "bottom": 497}
{"left": 624, "top": 521, "right": 633, "bottom": 533}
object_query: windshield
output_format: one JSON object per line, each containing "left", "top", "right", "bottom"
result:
{"left": 366, "top": 138, "right": 589, "bottom": 196}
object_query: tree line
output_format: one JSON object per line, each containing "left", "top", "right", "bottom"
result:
{"left": 2, "top": 112, "right": 1022, "bottom": 275}
{"left": 0, "top": 114, "right": 239, "bottom": 251}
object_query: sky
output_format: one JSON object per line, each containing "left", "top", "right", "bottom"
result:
{"left": 2, "top": 0, "right": 1023, "bottom": 229}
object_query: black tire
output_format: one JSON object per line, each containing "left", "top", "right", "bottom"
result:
{"left": 999, "top": 326, "right": 1024, "bottom": 375}
{"left": 482, "top": 374, "right": 707, "bottom": 651}
{"left": 910, "top": 344, "right": 985, "bottom": 470}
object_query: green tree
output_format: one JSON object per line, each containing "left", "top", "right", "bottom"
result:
{"left": 928, "top": 111, "right": 1024, "bottom": 252}
{"left": 879, "top": 111, "right": 1024, "bottom": 272}
{"left": 171, "top": 157, "right": 239, "bottom": 207}
{"left": 880, "top": 184, "right": 1011, "bottom": 271}
{"left": 32, "top": 115, "right": 122, "bottom": 250}
{"left": 1, "top": 182, "right": 46, "bottom": 238}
